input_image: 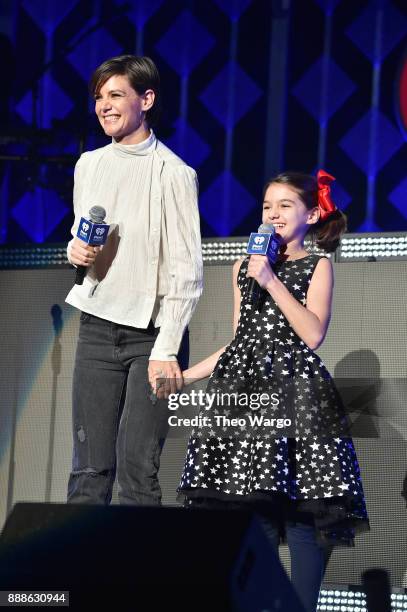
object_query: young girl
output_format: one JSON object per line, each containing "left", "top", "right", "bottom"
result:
{"left": 177, "top": 170, "right": 369, "bottom": 612}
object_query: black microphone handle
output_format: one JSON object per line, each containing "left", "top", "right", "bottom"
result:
{"left": 247, "top": 277, "right": 262, "bottom": 304}
{"left": 75, "top": 265, "right": 87, "bottom": 285}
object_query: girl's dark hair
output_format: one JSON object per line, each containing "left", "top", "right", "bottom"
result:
{"left": 90, "top": 55, "right": 161, "bottom": 127}
{"left": 264, "top": 171, "right": 347, "bottom": 253}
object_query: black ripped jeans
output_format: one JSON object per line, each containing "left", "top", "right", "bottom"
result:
{"left": 67, "top": 312, "right": 189, "bottom": 505}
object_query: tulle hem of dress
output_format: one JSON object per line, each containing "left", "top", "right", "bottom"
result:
{"left": 176, "top": 487, "right": 370, "bottom": 548}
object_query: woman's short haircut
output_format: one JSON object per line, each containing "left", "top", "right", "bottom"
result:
{"left": 90, "top": 54, "right": 161, "bottom": 127}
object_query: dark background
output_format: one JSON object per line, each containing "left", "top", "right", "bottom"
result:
{"left": 0, "top": 0, "right": 406, "bottom": 244}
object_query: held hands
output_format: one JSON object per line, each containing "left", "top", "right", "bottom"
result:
{"left": 148, "top": 359, "right": 184, "bottom": 400}
{"left": 69, "top": 237, "right": 100, "bottom": 267}
{"left": 247, "top": 254, "right": 276, "bottom": 289}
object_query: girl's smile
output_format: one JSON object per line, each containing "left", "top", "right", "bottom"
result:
{"left": 262, "top": 183, "right": 319, "bottom": 246}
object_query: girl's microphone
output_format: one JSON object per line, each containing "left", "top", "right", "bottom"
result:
{"left": 246, "top": 223, "right": 279, "bottom": 304}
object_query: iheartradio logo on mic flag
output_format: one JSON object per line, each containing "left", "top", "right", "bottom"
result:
{"left": 77, "top": 217, "right": 109, "bottom": 246}
{"left": 247, "top": 227, "right": 279, "bottom": 263}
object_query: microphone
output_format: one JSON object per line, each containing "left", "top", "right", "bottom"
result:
{"left": 246, "top": 223, "right": 280, "bottom": 304}
{"left": 75, "top": 206, "right": 108, "bottom": 285}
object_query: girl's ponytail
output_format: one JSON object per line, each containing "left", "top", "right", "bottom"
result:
{"left": 311, "top": 208, "right": 347, "bottom": 253}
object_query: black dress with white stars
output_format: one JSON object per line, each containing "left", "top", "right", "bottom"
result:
{"left": 177, "top": 254, "right": 369, "bottom": 546}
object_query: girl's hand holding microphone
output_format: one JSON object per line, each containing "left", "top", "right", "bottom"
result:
{"left": 247, "top": 254, "right": 277, "bottom": 290}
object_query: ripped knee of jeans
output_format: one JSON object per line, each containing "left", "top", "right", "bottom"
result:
{"left": 71, "top": 467, "right": 112, "bottom": 478}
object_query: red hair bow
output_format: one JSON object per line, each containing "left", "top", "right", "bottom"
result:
{"left": 317, "top": 169, "right": 337, "bottom": 221}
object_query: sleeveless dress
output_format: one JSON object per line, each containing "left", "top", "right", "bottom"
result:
{"left": 177, "top": 254, "right": 369, "bottom": 546}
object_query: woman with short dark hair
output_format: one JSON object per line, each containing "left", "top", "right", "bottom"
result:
{"left": 65, "top": 54, "right": 203, "bottom": 506}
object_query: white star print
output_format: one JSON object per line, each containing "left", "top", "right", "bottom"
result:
{"left": 177, "top": 255, "right": 367, "bottom": 541}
